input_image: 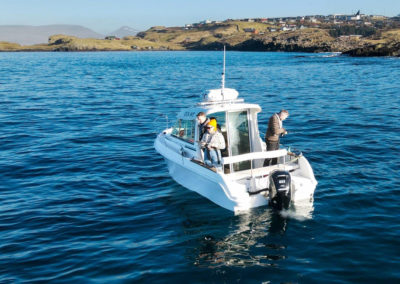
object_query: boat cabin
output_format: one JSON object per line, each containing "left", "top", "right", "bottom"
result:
{"left": 169, "top": 88, "right": 266, "bottom": 173}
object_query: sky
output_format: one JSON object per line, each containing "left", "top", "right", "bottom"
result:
{"left": 1, "top": 0, "right": 399, "bottom": 34}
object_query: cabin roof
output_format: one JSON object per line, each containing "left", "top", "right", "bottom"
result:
{"left": 176, "top": 88, "right": 262, "bottom": 120}
{"left": 177, "top": 103, "right": 261, "bottom": 120}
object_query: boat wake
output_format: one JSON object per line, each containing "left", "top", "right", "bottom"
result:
{"left": 320, "top": 52, "right": 342, "bottom": 58}
{"left": 280, "top": 199, "right": 314, "bottom": 221}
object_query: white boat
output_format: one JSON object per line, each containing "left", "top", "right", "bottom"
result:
{"left": 154, "top": 49, "right": 317, "bottom": 213}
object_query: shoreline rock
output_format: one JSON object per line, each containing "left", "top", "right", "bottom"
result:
{"left": 343, "top": 42, "right": 400, "bottom": 57}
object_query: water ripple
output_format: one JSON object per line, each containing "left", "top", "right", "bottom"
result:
{"left": 0, "top": 51, "right": 399, "bottom": 283}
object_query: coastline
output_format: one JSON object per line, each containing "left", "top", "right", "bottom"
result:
{"left": 1, "top": 24, "right": 400, "bottom": 57}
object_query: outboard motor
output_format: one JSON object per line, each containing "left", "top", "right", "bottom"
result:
{"left": 268, "top": 170, "right": 292, "bottom": 210}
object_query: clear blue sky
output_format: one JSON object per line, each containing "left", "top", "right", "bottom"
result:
{"left": 1, "top": 0, "right": 399, "bottom": 33}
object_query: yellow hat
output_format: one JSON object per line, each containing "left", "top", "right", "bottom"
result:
{"left": 207, "top": 119, "right": 217, "bottom": 130}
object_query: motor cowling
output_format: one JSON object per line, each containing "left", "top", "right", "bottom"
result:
{"left": 268, "top": 170, "right": 292, "bottom": 210}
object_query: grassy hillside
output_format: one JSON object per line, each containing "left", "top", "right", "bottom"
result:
{"left": 136, "top": 21, "right": 268, "bottom": 48}
{"left": 0, "top": 34, "right": 184, "bottom": 51}
{"left": 0, "top": 41, "right": 22, "bottom": 51}
{"left": 136, "top": 23, "right": 342, "bottom": 51}
{"left": 48, "top": 35, "right": 132, "bottom": 51}
{"left": 0, "top": 41, "right": 53, "bottom": 51}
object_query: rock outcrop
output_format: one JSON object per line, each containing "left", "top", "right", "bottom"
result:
{"left": 343, "top": 30, "right": 400, "bottom": 56}
{"left": 344, "top": 42, "right": 400, "bottom": 57}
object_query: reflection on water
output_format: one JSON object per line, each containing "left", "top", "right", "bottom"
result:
{"left": 281, "top": 198, "right": 315, "bottom": 221}
{"left": 193, "top": 200, "right": 314, "bottom": 268}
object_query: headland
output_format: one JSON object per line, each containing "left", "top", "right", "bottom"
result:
{"left": 1, "top": 13, "right": 400, "bottom": 56}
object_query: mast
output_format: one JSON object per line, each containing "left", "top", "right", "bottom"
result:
{"left": 221, "top": 45, "right": 226, "bottom": 99}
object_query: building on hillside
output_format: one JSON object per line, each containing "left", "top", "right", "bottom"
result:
{"left": 371, "top": 15, "right": 387, "bottom": 20}
{"left": 350, "top": 10, "right": 361, "bottom": 21}
{"left": 105, "top": 36, "right": 120, "bottom": 40}
{"left": 199, "top": 20, "right": 212, "bottom": 24}
{"left": 339, "top": 35, "right": 363, "bottom": 41}
{"left": 281, "top": 25, "right": 297, "bottom": 32}
{"left": 243, "top": 28, "right": 258, "bottom": 34}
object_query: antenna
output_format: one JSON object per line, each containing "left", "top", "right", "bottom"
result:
{"left": 221, "top": 45, "right": 226, "bottom": 99}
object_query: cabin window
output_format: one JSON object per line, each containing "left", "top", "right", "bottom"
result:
{"left": 228, "top": 110, "right": 251, "bottom": 171}
{"left": 171, "top": 119, "right": 195, "bottom": 144}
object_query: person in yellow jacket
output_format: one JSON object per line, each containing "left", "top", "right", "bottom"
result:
{"left": 200, "top": 118, "right": 225, "bottom": 167}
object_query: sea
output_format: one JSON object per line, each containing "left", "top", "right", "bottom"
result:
{"left": 0, "top": 51, "right": 399, "bottom": 283}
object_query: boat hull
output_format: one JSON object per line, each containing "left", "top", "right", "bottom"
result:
{"left": 155, "top": 134, "right": 245, "bottom": 211}
{"left": 155, "top": 134, "right": 317, "bottom": 213}
{"left": 164, "top": 157, "right": 238, "bottom": 211}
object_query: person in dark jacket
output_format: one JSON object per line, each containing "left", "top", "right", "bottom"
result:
{"left": 196, "top": 112, "right": 210, "bottom": 141}
{"left": 264, "top": 109, "right": 289, "bottom": 165}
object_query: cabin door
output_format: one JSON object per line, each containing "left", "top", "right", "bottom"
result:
{"left": 227, "top": 110, "right": 251, "bottom": 171}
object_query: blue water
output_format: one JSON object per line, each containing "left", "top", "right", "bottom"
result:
{"left": 0, "top": 51, "right": 399, "bottom": 283}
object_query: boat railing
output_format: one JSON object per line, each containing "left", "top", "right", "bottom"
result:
{"left": 222, "top": 149, "right": 301, "bottom": 179}
{"left": 221, "top": 149, "right": 288, "bottom": 165}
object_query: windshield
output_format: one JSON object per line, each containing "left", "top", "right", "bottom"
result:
{"left": 227, "top": 110, "right": 251, "bottom": 171}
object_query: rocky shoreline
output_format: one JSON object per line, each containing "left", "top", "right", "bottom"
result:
{"left": 1, "top": 23, "right": 400, "bottom": 57}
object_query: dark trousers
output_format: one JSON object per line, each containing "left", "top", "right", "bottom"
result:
{"left": 264, "top": 140, "right": 279, "bottom": 166}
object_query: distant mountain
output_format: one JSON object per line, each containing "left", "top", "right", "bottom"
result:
{"left": 0, "top": 25, "right": 104, "bottom": 45}
{"left": 108, "top": 26, "right": 139, "bottom": 38}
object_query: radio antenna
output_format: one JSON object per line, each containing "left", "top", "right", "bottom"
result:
{"left": 221, "top": 45, "right": 226, "bottom": 99}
